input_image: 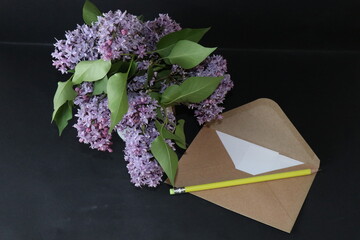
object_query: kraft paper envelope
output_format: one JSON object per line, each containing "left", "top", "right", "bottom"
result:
{"left": 174, "top": 98, "right": 320, "bottom": 233}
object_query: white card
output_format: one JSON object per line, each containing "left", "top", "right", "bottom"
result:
{"left": 216, "top": 131, "right": 303, "bottom": 175}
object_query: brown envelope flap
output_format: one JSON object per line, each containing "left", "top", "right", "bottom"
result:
{"left": 190, "top": 174, "right": 316, "bottom": 233}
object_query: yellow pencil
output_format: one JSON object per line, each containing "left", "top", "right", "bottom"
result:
{"left": 169, "top": 168, "right": 318, "bottom": 195}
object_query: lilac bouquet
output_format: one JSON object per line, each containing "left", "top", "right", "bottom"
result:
{"left": 51, "top": 0, "right": 233, "bottom": 187}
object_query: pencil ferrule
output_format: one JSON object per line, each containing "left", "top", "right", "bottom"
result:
{"left": 173, "top": 187, "right": 186, "bottom": 194}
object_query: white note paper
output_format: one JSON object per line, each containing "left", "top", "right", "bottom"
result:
{"left": 216, "top": 131, "right": 303, "bottom": 175}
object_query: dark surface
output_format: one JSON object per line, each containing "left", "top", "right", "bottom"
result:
{"left": 1, "top": 0, "right": 360, "bottom": 50}
{"left": 1, "top": 0, "right": 360, "bottom": 238}
{"left": 0, "top": 43, "right": 359, "bottom": 239}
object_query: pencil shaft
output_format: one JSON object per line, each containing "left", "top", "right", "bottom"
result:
{"left": 183, "top": 169, "right": 313, "bottom": 193}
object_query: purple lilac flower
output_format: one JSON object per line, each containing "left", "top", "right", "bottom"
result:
{"left": 95, "top": 10, "right": 148, "bottom": 60}
{"left": 127, "top": 75, "right": 147, "bottom": 92}
{"left": 137, "top": 60, "right": 151, "bottom": 71}
{"left": 144, "top": 14, "right": 181, "bottom": 50}
{"left": 190, "top": 55, "right": 228, "bottom": 77}
{"left": 51, "top": 12, "right": 181, "bottom": 73}
{"left": 171, "top": 64, "right": 186, "bottom": 78}
{"left": 116, "top": 92, "right": 164, "bottom": 187}
{"left": 52, "top": 24, "right": 99, "bottom": 73}
{"left": 158, "top": 64, "right": 186, "bottom": 93}
{"left": 165, "top": 139, "right": 176, "bottom": 151}
{"left": 122, "top": 125, "right": 163, "bottom": 187}
{"left": 188, "top": 55, "right": 234, "bottom": 124}
{"left": 127, "top": 73, "right": 156, "bottom": 92}
{"left": 73, "top": 83, "right": 113, "bottom": 152}
{"left": 73, "top": 82, "right": 94, "bottom": 105}
{"left": 118, "top": 92, "right": 159, "bottom": 128}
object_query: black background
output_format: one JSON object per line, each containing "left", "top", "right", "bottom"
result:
{"left": 1, "top": 0, "right": 360, "bottom": 239}
{"left": 2, "top": 0, "right": 360, "bottom": 50}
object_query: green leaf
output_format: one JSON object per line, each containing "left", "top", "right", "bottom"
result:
{"left": 146, "top": 66, "right": 154, "bottom": 87}
{"left": 108, "top": 61, "right": 125, "bottom": 76}
{"left": 72, "top": 60, "right": 111, "bottom": 84}
{"left": 149, "top": 92, "right": 161, "bottom": 101}
{"left": 161, "top": 76, "right": 223, "bottom": 105}
{"left": 137, "top": 15, "right": 145, "bottom": 22}
{"left": 157, "top": 69, "right": 171, "bottom": 79}
{"left": 128, "top": 61, "right": 137, "bottom": 78}
{"left": 174, "top": 119, "right": 186, "bottom": 149}
{"left": 155, "top": 121, "right": 171, "bottom": 138}
{"left": 150, "top": 136, "right": 178, "bottom": 186}
{"left": 156, "top": 28, "right": 211, "bottom": 59}
{"left": 155, "top": 121, "right": 186, "bottom": 150}
{"left": 51, "top": 79, "right": 76, "bottom": 134}
{"left": 156, "top": 45, "right": 175, "bottom": 59}
{"left": 53, "top": 101, "right": 73, "bottom": 136}
{"left": 160, "top": 85, "right": 182, "bottom": 105}
{"left": 155, "top": 107, "right": 164, "bottom": 120}
{"left": 52, "top": 79, "right": 76, "bottom": 121}
{"left": 156, "top": 28, "right": 210, "bottom": 52}
{"left": 165, "top": 40, "right": 216, "bottom": 69}
{"left": 83, "top": 0, "right": 101, "bottom": 25}
{"left": 107, "top": 58, "right": 133, "bottom": 131}
{"left": 107, "top": 72, "right": 128, "bottom": 132}
{"left": 108, "top": 61, "right": 137, "bottom": 77}
{"left": 177, "top": 76, "right": 222, "bottom": 102}
{"left": 93, "top": 75, "right": 108, "bottom": 95}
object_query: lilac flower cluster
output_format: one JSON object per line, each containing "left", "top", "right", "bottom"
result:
{"left": 121, "top": 126, "right": 163, "bottom": 187}
{"left": 127, "top": 74, "right": 148, "bottom": 92}
{"left": 116, "top": 92, "right": 163, "bottom": 187}
{"left": 52, "top": 7, "right": 234, "bottom": 188}
{"left": 72, "top": 84, "right": 178, "bottom": 187}
{"left": 188, "top": 55, "right": 234, "bottom": 124}
{"left": 73, "top": 83, "right": 113, "bottom": 152}
{"left": 52, "top": 24, "right": 99, "bottom": 74}
{"left": 52, "top": 12, "right": 181, "bottom": 73}
{"left": 96, "top": 10, "right": 147, "bottom": 60}
{"left": 144, "top": 14, "right": 181, "bottom": 51}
